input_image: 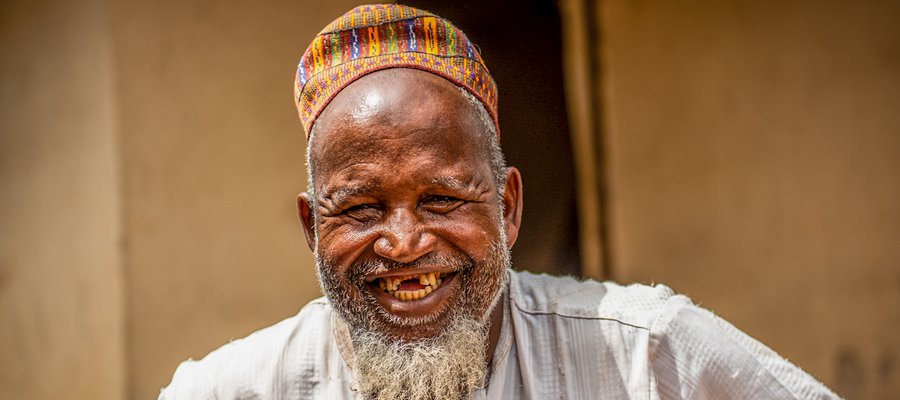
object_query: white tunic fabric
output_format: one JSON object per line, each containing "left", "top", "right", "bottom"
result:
{"left": 159, "top": 270, "right": 839, "bottom": 399}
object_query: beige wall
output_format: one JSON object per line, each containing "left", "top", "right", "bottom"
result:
{"left": 4, "top": 0, "right": 898, "bottom": 399}
{"left": 0, "top": 0, "right": 124, "bottom": 399}
{"left": 599, "top": 1, "right": 900, "bottom": 398}
{"left": 2, "top": 1, "right": 370, "bottom": 398}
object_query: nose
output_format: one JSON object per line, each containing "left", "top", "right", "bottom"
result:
{"left": 373, "top": 208, "right": 436, "bottom": 263}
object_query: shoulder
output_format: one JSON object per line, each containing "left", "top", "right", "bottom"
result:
{"left": 509, "top": 269, "right": 677, "bottom": 330}
{"left": 648, "top": 297, "right": 840, "bottom": 398}
{"left": 158, "top": 298, "right": 335, "bottom": 399}
{"left": 506, "top": 272, "right": 838, "bottom": 397}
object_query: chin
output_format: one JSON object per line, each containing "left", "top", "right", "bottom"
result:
{"left": 391, "top": 311, "right": 477, "bottom": 343}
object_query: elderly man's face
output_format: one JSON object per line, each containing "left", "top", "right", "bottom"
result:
{"left": 298, "top": 69, "right": 521, "bottom": 341}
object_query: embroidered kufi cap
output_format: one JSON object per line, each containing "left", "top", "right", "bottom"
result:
{"left": 294, "top": 4, "right": 499, "bottom": 140}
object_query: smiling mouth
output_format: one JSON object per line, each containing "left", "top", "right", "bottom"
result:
{"left": 374, "top": 272, "right": 451, "bottom": 301}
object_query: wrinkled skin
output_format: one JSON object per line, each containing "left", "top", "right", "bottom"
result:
{"left": 297, "top": 69, "right": 523, "bottom": 358}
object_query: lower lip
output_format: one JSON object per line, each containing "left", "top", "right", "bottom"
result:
{"left": 368, "top": 272, "right": 460, "bottom": 319}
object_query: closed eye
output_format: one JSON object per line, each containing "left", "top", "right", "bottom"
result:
{"left": 420, "top": 195, "right": 464, "bottom": 214}
{"left": 342, "top": 203, "right": 382, "bottom": 222}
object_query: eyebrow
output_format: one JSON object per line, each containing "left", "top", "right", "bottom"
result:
{"left": 428, "top": 175, "right": 477, "bottom": 192}
{"left": 320, "top": 183, "right": 377, "bottom": 206}
{"left": 320, "top": 175, "right": 482, "bottom": 206}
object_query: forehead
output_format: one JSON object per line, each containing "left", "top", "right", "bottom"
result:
{"left": 309, "top": 69, "right": 489, "bottom": 182}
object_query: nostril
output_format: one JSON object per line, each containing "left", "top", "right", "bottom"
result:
{"left": 373, "top": 235, "right": 394, "bottom": 256}
{"left": 373, "top": 227, "right": 436, "bottom": 264}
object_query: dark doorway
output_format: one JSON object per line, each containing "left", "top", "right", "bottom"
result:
{"left": 406, "top": 0, "right": 582, "bottom": 276}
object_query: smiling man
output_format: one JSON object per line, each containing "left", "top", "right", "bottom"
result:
{"left": 160, "top": 4, "right": 838, "bottom": 400}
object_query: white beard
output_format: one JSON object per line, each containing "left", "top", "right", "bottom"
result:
{"left": 314, "top": 214, "right": 511, "bottom": 400}
{"left": 351, "top": 316, "right": 487, "bottom": 400}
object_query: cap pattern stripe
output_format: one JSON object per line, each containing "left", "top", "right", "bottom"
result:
{"left": 294, "top": 4, "right": 499, "bottom": 139}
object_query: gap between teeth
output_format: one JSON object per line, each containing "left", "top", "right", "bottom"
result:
{"left": 377, "top": 272, "right": 445, "bottom": 301}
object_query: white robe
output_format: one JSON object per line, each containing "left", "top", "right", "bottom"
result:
{"left": 159, "top": 270, "right": 839, "bottom": 399}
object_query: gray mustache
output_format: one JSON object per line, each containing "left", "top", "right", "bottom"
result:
{"left": 348, "top": 253, "right": 473, "bottom": 283}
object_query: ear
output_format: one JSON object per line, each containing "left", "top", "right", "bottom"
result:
{"left": 501, "top": 167, "right": 523, "bottom": 249}
{"left": 297, "top": 192, "right": 316, "bottom": 252}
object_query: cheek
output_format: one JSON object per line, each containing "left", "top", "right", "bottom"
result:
{"left": 432, "top": 206, "right": 504, "bottom": 260}
{"left": 316, "top": 218, "right": 379, "bottom": 267}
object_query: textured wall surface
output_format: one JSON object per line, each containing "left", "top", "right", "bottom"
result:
{"left": 0, "top": 0, "right": 124, "bottom": 398}
{"left": 600, "top": 1, "right": 900, "bottom": 398}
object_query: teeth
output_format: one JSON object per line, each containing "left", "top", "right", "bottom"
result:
{"left": 379, "top": 272, "right": 451, "bottom": 301}
{"left": 392, "top": 289, "right": 429, "bottom": 301}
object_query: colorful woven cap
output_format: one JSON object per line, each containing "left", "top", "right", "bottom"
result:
{"left": 294, "top": 4, "right": 499, "bottom": 139}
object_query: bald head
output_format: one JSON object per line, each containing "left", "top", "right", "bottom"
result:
{"left": 312, "top": 69, "right": 485, "bottom": 144}
{"left": 306, "top": 69, "right": 504, "bottom": 199}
